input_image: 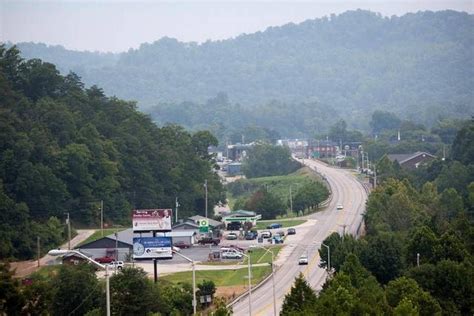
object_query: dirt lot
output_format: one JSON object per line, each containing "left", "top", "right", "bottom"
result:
{"left": 216, "top": 285, "right": 247, "bottom": 302}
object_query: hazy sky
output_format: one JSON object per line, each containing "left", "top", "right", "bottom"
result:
{"left": 1, "top": 0, "right": 473, "bottom": 53}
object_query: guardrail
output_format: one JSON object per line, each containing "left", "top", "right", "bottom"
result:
{"left": 226, "top": 263, "right": 277, "bottom": 309}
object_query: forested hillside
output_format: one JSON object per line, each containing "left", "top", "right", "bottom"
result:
{"left": 0, "top": 45, "right": 224, "bottom": 260}
{"left": 11, "top": 10, "right": 474, "bottom": 131}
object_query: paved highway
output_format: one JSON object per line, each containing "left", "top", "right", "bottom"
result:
{"left": 231, "top": 159, "right": 368, "bottom": 315}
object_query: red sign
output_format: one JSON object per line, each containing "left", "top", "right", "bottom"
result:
{"left": 132, "top": 209, "right": 172, "bottom": 232}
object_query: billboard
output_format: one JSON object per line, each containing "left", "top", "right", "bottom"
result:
{"left": 132, "top": 209, "right": 172, "bottom": 232}
{"left": 133, "top": 237, "right": 173, "bottom": 260}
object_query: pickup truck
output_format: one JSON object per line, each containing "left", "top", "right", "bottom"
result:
{"left": 198, "top": 237, "right": 220, "bottom": 246}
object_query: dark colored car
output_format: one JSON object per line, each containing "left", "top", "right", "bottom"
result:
{"left": 245, "top": 231, "right": 258, "bottom": 240}
{"left": 266, "top": 223, "right": 282, "bottom": 229}
{"left": 227, "top": 222, "right": 242, "bottom": 231}
{"left": 173, "top": 241, "right": 191, "bottom": 249}
{"left": 287, "top": 228, "right": 296, "bottom": 235}
{"left": 95, "top": 256, "right": 114, "bottom": 264}
{"left": 198, "top": 237, "right": 220, "bottom": 246}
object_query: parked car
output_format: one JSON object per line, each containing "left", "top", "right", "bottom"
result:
{"left": 227, "top": 245, "right": 245, "bottom": 252}
{"left": 226, "top": 233, "right": 238, "bottom": 240}
{"left": 222, "top": 251, "right": 243, "bottom": 259}
{"left": 173, "top": 241, "right": 191, "bottom": 249}
{"left": 108, "top": 261, "right": 124, "bottom": 270}
{"left": 198, "top": 237, "right": 220, "bottom": 246}
{"left": 270, "top": 236, "right": 284, "bottom": 244}
{"left": 266, "top": 223, "right": 282, "bottom": 229}
{"left": 261, "top": 231, "right": 272, "bottom": 238}
{"left": 95, "top": 256, "right": 114, "bottom": 264}
{"left": 337, "top": 204, "right": 344, "bottom": 210}
{"left": 298, "top": 254, "right": 308, "bottom": 265}
{"left": 287, "top": 228, "right": 296, "bottom": 235}
{"left": 275, "top": 230, "right": 285, "bottom": 237}
{"left": 227, "top": 221, "right": 242, "bottom": 230}
{"left": 245, "top": 231, "right": 258, "bottom": 240}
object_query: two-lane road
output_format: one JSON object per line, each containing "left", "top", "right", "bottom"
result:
{"left": 231, "top": 159, "right": 368, "bottom": 315}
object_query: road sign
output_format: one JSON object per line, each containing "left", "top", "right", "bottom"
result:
{"left": 199, "top": 219, "right": 209, "bottom": 233}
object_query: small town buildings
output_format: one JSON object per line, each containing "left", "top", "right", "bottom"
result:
{"left": 386, "top": 151, "right": 436, "bottom": 169}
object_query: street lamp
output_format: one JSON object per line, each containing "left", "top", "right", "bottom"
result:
{"left": 250, "top": 245, "right": 276, "bottom": 316}
{"left": 321, "top": 243, "right": 330, "bottom": 275}
{"left": 48, "top": 249, "right": 111, "bottom": 316}
{"left": 172, "top": 250, "right": 197, "bottom": 315}
{"left": 236, "top": 251, "right": 252, "bottom": 316}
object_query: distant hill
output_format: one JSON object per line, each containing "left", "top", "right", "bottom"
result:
{"left": 10, "top": 10, "right": 474, "bottom": 131}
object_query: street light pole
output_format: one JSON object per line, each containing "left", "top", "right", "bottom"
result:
{"left": 67, "top": 212, "right": 71, "bottom": 250}
{"left": 251, "top": 246, "right": 276, "bottom": 316}
{"left": 105, "top": 264, "right": 111, "bottom": 316}
{"left": 204, "top": 179, "right": 208, "bottom": 218}
{"left": 48, "top": 249, "right": 111, "bottom": 316}
{"left": 322, "top": 243, "right": 330, "bottom": 274}
{"left": 100, "top": 200, "right": 104, "bottom": 237}
{"left": 172, "top": 250, "right": 197, "bottom": 315}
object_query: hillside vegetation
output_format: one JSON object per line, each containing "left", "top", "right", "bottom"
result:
{"left": 0, "top": 46, "right": 224, "bottom": 260}
{"left": 11, "top": 10, "right": 474, "bottom": 132}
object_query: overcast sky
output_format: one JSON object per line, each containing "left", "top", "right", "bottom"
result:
{"left": 1, "top": 0, "right": 473, "bottom": 53}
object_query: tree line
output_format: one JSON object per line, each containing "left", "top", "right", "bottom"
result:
{"left": 0, "top": 45, "right": 225, "bottom": 260}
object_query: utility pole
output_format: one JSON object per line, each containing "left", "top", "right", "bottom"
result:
{"left": 417, "top": 253, "right": 420, "bottom": 267}
{"left": 37, "top": 236, "right": 40, "bottom": 267}
{"left": 204, "top": 179, "right": 208, "bottom": 218}
{"left": 175, "top": 197, "right": 179, "bottom": 224}
{"left": 289, "top": 186, "right": 293, "bottom": 215}
{"left": 100, "top": 200, "right": 104, "bottom": 237}
{"left": 374, "top": 165, "right": 377, "bottom": 188}
{"left": 67, "top": 212, "right": 71, "bottom": 250}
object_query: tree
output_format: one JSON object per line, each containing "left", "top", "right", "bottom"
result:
{"left": 451, "top": 122, "right": 474, "bottom": 165}
{"left": 292, "top": 181, "right": 329, "bottom": 213}
{"left": 51, "top": 264, "right": 101, "bottom": 316}
{"left": 242, "top": 144, "right": 300, "bottom": 178}
{"left": 0, "top": 262, "right": 24, "bottom": 315}
{"left": 406, "top": 260, "right": 474, "bottom": 315}
{"left": 360, "top": 233, "right": 404, "bottom": 284}
{"left": 370, "top": 111, "right": 402, "bottom": 134}
{"left": 281, "top": 273, "right": 317, "bottom": 315}
{"left": 319, "top": 233, "right": 363, "bottom": 272}
{"left": 110, "top": 267, "right": 155, "bottom": 316}
{"left": 406, "top": 226, "right": 439, "bottom": 266}
{"left": 244, "top": 188, "right": 286, "bottom": 219}
{"left": 385, "top": 277, "right": 441, "bottom": 316}
{"left": 197, "top": 280, "right": 216, "bottom": 307}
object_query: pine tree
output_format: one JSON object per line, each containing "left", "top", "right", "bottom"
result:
{"left": 281, "top": 273, "right": 317, "bottom": 315}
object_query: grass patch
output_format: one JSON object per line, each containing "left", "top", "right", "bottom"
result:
{"left": 29, "top": 265, "right": 62, "bottom": 280}
{"left": 243, "top": 245, "right": 283, "bottom": 265}
{"left": 161, "top": 265, "right": 272, "bottom": 286}
{"left": 255, "top": 219, "right": 306, "bottom": 230}
{"left": 226, "top": 166, "right": 326, "bottom": 211}
{"left": 78, "top": 228, "right": 126, "bottom": 246}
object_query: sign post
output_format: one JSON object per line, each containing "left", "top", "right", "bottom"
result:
{"left": 199, "top": 219, "right": 209, "bottom": 233}
{"left": 132, "top": 209, "right": 174, "bottom": 283}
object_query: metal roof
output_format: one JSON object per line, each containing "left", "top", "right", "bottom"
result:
{"left": 105, "top": 228, "right": 196, "bottom": 246}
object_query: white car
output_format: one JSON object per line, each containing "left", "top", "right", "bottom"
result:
{"left": 108, "top": 261, "right": 124, "bottom": 270}
{"left": 222, "top": 251, "right": 243, "bottom": 259}
{"left": 298, "top": 255, "right": 308, "bottom": 265}
{"left": 336, "top": 204, "right": 344, "bottom": 210}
